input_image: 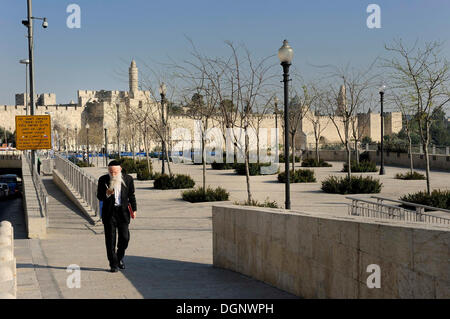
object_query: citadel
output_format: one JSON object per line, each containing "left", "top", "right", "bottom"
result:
{"left": 1, "top": 60, "right": 402, "bottom": 153}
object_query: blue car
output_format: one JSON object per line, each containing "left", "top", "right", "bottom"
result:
{"left": 0, "top": 174, "right": 19, "bottom": 197}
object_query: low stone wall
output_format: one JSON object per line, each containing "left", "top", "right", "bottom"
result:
{"left": 303, "top": 150, "right": 450, "bottom": 171}
{"left": 0, "top": 221, "right": 16, "bottom": 299}
{"left": 368, "top": 151, "right": 450, "bottom": 171}
{"left": 21, "top": 158, "right": 47, "bottom": 239}
{"left": 212, "top": 205, "right": 450, "bottom": 298}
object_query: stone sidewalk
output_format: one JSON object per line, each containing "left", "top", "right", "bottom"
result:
{"left": 14, "top": 174, "right": 297, "bottom": 299}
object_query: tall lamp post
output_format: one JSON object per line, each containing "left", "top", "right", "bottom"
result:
{"left": 22, "top": 0, "right": 48, "bottom": 170}
{"left": 19, "top": 59, "right": 30, "bottom": 115}
{"left": 278, "top": 40, "right": 293, "bottom": 210}
{"left": 379, "top": 84, "right": 386, "bottom": 175}
{"left": 104, "top": 125, "right": 108, "bottom": 167}
{"left": 86, "top": 123, "right": 90, "bottom": 165}
{"left": 159, "top": 82, "right": 167, "bottom": 175}
{"left": 273, "top": 95, "right": 279, "bottom": 162}
{"left": 74, "top": 126, "right": 78, "bottom": 158}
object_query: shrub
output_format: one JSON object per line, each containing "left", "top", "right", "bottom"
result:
{"left": 395, "top": 171, "right": 426, "bottom": 180}
{"left": 400, "top": 189, "right": 450, "bottom": 210}
{"left": 277, "top": 169, "right": 316, "bottom": 183}
{"left": 153, "top": 174, "right": 195, "bottom": 190}
{"left": 234, "top": 163, "right": 274, "bottom": 176}
{"left": 301, "top": 158, "right": 332, "bottom": 167}
{"left": 211, "top": 161, "right": 236, "bottom": 170}
{"left": 359, "top": 151, "right": 370, "bottom": 162}
{"left": 75, "top": 160, "right": 94, "bottom": 167}
{"left": 136, "top": 168, "right": 152, "bottom": 180}
{"left": 342, "top": 160, "right": 378, "bottom": 173}
{"left": 182, "top": 186, "right": 230, "bottom": 203}
{"left": 234, "top": 197, "right": 279, "bottom": 208}
{"left": 321, "top": 175, "right": 382, "bottom": 194}
{"left": 278, "top": 153, "right": 301, "bottom": 163}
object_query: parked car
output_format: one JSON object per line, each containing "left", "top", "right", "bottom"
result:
{"left": 0, "top": 174, "right": 19, "bottom": 197}
{"left": 0, "top": 182, "right": 9, "bottom": 200}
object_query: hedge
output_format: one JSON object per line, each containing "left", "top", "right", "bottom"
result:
{"left": 321, "top": 175, "right": 382, "bottom": 194}
{"left": 182, "top": 186, "right": 230, "bottom": 203}
{"left": 153, "top": 174, "right": 195, "bottom": 190}
{"left": 277, "top": 169, "right": 316, "bottom": 183}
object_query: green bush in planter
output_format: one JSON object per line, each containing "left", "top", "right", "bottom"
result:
{"left": 277, "top": 169, "right": 316, "bottom": 183}
{"left": 395, "top": 171, "right": 426, "bottom": 180}
{"left": 400, "top": 189, "right": 450, "bottom": 210}
{"left": 234, "top": 198, "right": 279, "bottom": 208}
{"left": 342, "top": 160, "right": 378, "bottom": 173}
{"left": 278, "top": 153, "right": 301, "bottom": 163}
{"left": 234, "top": 162, "right": 273, "bottom": 176}
{"left": 211, "top": 161, "right": 236, "bottom": 170}
{"left": 301, "top": 158, "right": 332, "bottom": 167}
{"left": 321, "top": 175, "right": 382, "bottom": 194}
{"left": 153, "top": 174, "right": 195, "bottom": 190}
{"left": 182, "top": 186, "right": 230, "bottom": 203}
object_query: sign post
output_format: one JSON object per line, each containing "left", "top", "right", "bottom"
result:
{"left": 15, "top": 115, "right": 52, "bottom": 150}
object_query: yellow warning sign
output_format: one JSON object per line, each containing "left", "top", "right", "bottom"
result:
{"left": 15, "top": 115, "right": 52, "bottom": 150}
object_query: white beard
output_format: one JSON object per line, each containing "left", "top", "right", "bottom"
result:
{"left": 109, "top": 173, "right": 123, "bottom": 190}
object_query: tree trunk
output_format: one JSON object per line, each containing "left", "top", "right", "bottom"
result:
{"left": 355, "top": 140, "right": 359, "bottom": 165}
{"left": 315, "top": 137, "right": 320, "bottom": 162}
{"left": 245, "top": 126, "right": 252, "bottom": 203}
{"left": 408, "top": 134, "right": 413, "bottom": 174}
{"left": 346, "top": 142, "right": 351, "bottom": 179}
{"left": 423, "top": 142, "right": 431, "bottom": 195}
{"left": 202, "top": 132, "right": 206, "bottom": 195}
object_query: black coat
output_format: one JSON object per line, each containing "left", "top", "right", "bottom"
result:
{"left": 97, "top": 173, "right": 137, "bottom": 224}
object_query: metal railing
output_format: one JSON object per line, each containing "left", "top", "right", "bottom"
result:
{"left": 54, "top": 153, "right": 99, "bottom": 217}
{"left": 346, "top": 196, "right": 450, "bottom": 225}
{"left": 24, "top": 152, "right": 49, "bottom": 222}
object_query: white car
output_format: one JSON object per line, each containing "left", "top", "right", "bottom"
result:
{"left": 0, "top": 183, "right": 9, "bottom": 200}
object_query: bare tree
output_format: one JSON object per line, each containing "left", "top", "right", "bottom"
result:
{"left": 325, "top": 63, "right": 377, "bottom": 178}
{"left": 307, "top": 86, "right": 330, "bottom": 162}
{"left": 384, "top": 39, "right": 450, "bottom": 194}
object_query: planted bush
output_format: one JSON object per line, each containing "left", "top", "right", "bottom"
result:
{"left": 211, "top": 161, "right": 236, "bottom": 170}
{"left": 182, "top": 186, "right": 230, "bottom": 203}
{"left": 342, "top": 160, "right": 378, "bottom": 173}
{"left": 278, "top": 153, "right": 301, "bottom": 163}
{"left": 153, "top": 174, "right": 195, "bottom": 190}
{"left": 400, "top": 189, "right": 450, "bottom": 210}
{"left": 395, "top": 171, "right": 426, "bottom": 180}
{"left": 234, "top": 163, "right": 274, "bottom": 176}
{"left": 321, "top": 175, "right": 382, "bottom": 194}
{"left": 234, "top": 198, "right": 279, "bottom": 208}
{"left": 301, "top": 158, "right": 332, "bottom": 167}
{"left": 277, "top": 169, "right": 316, "bottom": 183}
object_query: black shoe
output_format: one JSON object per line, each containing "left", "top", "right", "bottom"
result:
{"left": 110, "top": 267, "right": 119, "bottom": 273}
{"left": 118, "top": 260, "right": 125, "bottom": 270}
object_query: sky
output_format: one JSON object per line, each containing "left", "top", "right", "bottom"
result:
{"left": 1, "top": 0, "right": 450, "bottom": 113}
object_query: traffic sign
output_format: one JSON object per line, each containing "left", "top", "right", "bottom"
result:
{"left": 15, "top": 115, "right": 52, "bottom": 150}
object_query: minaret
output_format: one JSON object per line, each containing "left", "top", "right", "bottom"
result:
{"left": 337, "top": 84, "right": 346, "bottom": 116}
{"left": 129, "top": 59, "right": 138, "bottom": 98}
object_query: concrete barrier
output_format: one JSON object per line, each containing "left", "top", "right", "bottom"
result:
{"left": 0, "top": 221, "right": 16, "bottom": 299}
{"left": 212, "top": 205, "right": 450, "bottom": 299}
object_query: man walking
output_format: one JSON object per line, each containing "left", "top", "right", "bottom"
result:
{"left": 97, "top": 160, "right": 137, "bottom": 272}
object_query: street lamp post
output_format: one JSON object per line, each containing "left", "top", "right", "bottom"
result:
{"left": 74, "top": 126, "right": 78, "bottom": 158}
{"left": 278, "top": 40, "right": 293, "bottom": 210}
{"left": 22, "top": 0, "right": 48, "bottom": 171}
{"left": 159, "top": 83, "right": 167, "bottom": 175}
{"left": 19, "top": 59, "right": 30, "bottom": 115}
{"left": 86, "top": 123, "right": 90, "bottom": 165}
{"left": 104, "top": 126, "right": 108, "bottom": 167}
{"left": 379, "top": 84, "right": 386, "bottom": 175}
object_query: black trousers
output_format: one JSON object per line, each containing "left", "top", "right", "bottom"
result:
{"left": 103, "top": 206, "right": 130, "bottom": 268}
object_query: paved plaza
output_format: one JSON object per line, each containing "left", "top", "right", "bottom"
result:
{"left": 10, "top": 159, "right": 450, "bottom": 298}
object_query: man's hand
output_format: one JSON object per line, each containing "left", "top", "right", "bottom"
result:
{"left": 106, "top": 188, "right": 114, "bottom": 196}
{"left": 131, "top": 211, "right": 137, "bottom": 219}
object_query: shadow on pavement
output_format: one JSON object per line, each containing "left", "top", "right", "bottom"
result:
{"left": 118, "top": 255, "right": 298, "bottom": 299}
